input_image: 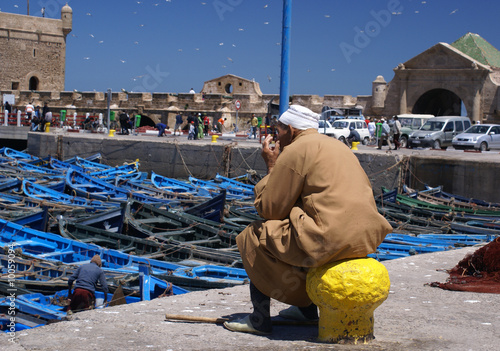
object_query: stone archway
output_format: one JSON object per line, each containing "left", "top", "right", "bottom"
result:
{"left": 412, "top": 89, "right": 462, "bottom": 116}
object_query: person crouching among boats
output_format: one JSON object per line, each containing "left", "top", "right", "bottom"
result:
{"left": 67, "top": 254, "right": 108, "bottom": 313}
{"left": 223, "top": 105, "right": 392, "bottom": 335}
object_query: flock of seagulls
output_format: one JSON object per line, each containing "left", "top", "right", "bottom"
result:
{"left": 0, "top": 1, "right": 464, "bottom": 90}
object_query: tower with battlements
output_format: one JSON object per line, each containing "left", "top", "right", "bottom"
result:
{"left": 0, "top": 4, "right": 72, "bottom": 92}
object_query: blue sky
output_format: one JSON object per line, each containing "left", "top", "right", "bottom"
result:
{"left": 3, "top": 0, "right": 500, "bottom": 96}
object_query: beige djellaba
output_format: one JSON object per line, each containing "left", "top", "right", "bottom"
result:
{"left": 236, "top": 129, "right": 393, "bottom": 306}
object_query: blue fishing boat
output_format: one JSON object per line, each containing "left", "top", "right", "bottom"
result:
{"left": 22, "top": 180, "right": 119, "bottom": 212}
{"left": 12, "top": 161, "right": 65, "bottom": 176}
{"left": 66, "top": 168, "right": 174, "bottom": 206}
{"left": 215, "top": 173, "right": 255, "bottom": 193}
{"left": 151, "top": 171, "right": 212, "bottom": 196}
{"left": 74, "top": 156, "right": 111, "bottom": 171}
{"left": 0, "top": 147, "right": 40, "bottom": 162}
{"left": 89, "top": 161, "right": 141, "bottom": 181}
{"left": 48, "top": 157, "right": 86, "bottom": 173}
{"left": 189, "top": 176, "right": 252, "bottom": 200}
{"left": 63, "top": 153, "right": 102, "bottom": 164}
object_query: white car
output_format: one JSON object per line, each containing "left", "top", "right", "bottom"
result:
{"left": 317, "top": 120, "right": 336, "bottom": 136}
{"left": 330, "top": 119, "right": 370, "bottom": 144}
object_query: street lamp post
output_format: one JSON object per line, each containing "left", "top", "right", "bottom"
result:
{"left": 106, "top": 89, "right": 111, "bottom": 132}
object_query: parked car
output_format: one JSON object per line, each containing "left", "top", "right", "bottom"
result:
{"left": 393, "top": 114, "right": 434, "bottom": 148}
{"left": 317, "top": 119, "right": 336, "bottom": 136}
{"left": 408, "top": 116, "right": 472, "bottom": 150}
{"left": 452, "top": 124, "right": 500, "bottom": 151}
{"left": 330, "top": 119, "right": 370, "bottom": 144}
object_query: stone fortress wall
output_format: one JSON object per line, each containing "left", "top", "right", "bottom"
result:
{"left": 0, "top": 5, "right": 72, "bottom": 92}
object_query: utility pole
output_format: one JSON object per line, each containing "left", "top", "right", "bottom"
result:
{"left": 279, "top": 0, "right": 292, "bottom": 116}
{"left": 27, "top": 0, "right": 30, "bottom": 15}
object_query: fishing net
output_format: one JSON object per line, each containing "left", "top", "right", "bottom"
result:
{"left": 429, "top": 237, "right": 500, "bottom": 294}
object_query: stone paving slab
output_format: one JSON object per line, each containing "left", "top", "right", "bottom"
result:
{"left": 5, "top": 246, "right": 499, "bottom": 351}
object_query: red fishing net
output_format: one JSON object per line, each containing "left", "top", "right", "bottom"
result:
{"left": 429, "top": 237, "right": 500, "bottom": 294}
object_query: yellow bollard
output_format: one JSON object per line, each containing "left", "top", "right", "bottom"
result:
{"left": 211, "top": 135, "right": 219, "bottom": 143}
{"left": 351, "top": 141, "right": 360, "bottom": 150}
{"left": 45, "top": 123, "right": 50, "bottom": 133}
{"left": 108, "top": 129, "right": 115, "bottom": 137}
{"left": 306, "top": 257, "right": 390, "bottom": 344}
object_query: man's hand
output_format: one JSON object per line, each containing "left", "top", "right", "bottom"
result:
{"left": 261, "top": 135, "right": 280, "bottom": 173}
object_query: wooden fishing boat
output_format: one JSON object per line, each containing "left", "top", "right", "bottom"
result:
{"left": 89, "top": 161, "right": 141, "bottom": 181}
{"left": 0, "top": 253, "right": 189, "bottom": 298}
{"left": 0, "top": 217, "right": 184, "bottom": 275}
{"left": 424, "top": 185, "right": 500, "bottom": 209}
{"left": 63, "top": 153, "right": 103, "bottom": 164}
{"left": 22, "top": 180, "right": 119, "bottom": 212}
{"left": 74, "top": 156, "right": 112, "bottom": 171}
{"left": 189, "top": 176, "right": 253, "bottom": 200}
{"left": 58, "top": 220, "right": 243, "bottom": 267}
{"left": 128, "top": 201, "right": 243, "bottom": 247}
{"left": 151, "top": 171, "right": 212, "bottom": 196}
{"left": 380, "top": 187, "right": 500, "bottom": 220}
{"left": 0, "top": 147, "right": 40, "bottom": 162}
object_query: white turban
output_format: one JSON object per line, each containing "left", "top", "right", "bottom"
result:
{"left": 279, "top": 105, "right": 320, "bottom": 130}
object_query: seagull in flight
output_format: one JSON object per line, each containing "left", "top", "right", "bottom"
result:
{"left": 450, "top": 9, "right": 458, "bottom": 15}
{"left": 120, "top": 59, "right": 126, "bottom": 63}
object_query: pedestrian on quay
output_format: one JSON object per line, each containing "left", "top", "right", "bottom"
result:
{"left": 119, "top": 111, "right": 130, "bottom": 135}
{"left": 197, "top": 114, "right": 204, "bottom": 139}
{"left": 25, "top": 101, "right": 34, "bottom": 120}
{"left": 67, "top": 255, "right": 108, "bottom": 313}
{"left": 249, "top": 114, "right": 259, "bottom": 139}
{"left": 203, "top": 115, "right": 210, "bottom": 136}
{"left": 392, "top": 116, "right": 402, "bottom": 150}
{"left": 188, "top": 121, "right": 195, "bottom": 140}
{"left": 174, "top": 113, "right": 183, "bottom": 135}
{"left": 156, "top": 123, "right": 167, "bottom": 137}
{"left": 223, "top": 105, "right": 391, "bottom": 335}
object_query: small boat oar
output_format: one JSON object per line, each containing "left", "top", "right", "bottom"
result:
{"left": 165, "top": 314, "right": 317, "bottom": 326}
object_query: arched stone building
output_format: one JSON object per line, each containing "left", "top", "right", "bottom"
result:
{"left": 373, "top": 33, "right": 500, "bottom": 123}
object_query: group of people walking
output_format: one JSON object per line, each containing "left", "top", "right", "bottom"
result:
{"left": 367, "top": 116, "right": 402, "bottom": 150}
{"left": 22, "top": 101, "right": 53, "bottom": 132}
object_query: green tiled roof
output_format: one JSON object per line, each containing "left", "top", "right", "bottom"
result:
{"left": 451, "top": 33, "right": 500, "bottom": 68}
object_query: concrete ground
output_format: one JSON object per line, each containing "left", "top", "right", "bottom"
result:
{"left": 3, "top": 246, "right": 498, "bottom": 351}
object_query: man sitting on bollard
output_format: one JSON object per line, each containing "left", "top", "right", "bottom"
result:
{"left": 224, "top": 105, "right": 392, "bottom": 335}
{"left": 346, "top": 126, "right": 361, "bottom": 148}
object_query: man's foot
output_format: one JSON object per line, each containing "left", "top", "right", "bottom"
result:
{"left": 223, "top": 315, "right": 271, "bottom": 335}
{"left": 278, "top": 306, "right": 319, "bottom": 322}
{"left": 376, "top": 147, "right": 382, "bottom": 150}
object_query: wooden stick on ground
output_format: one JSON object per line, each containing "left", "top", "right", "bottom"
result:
{"left": 165, "top": 314, "right": 317, "bottom": 326}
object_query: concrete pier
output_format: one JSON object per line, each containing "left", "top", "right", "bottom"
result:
{"left": 3, "top": 247, "right": 498, "bottom": 351}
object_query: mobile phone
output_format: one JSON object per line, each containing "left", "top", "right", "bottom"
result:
{"left": 272, "top": 129, "right": 278, "bottom": 141}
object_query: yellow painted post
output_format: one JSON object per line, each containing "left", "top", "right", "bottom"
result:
{"left": 306, "top": 257, "right": 390, "bottom": 344}
{"left": 45, "top": 123, "right": 50, "bottom": 133}
{"left": 211, "top": 135, "right": 219, "bottom": 143}
{"left": 351, "top": 141, "right": 360, "bottom": 150}
{"left": 108, "top": 129, "right": 115, "bottom": 137}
